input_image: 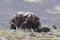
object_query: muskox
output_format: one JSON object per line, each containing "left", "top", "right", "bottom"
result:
{"left": 52, "top": 25, "right": 57, "bottom": 29}
{"left": 9, "top": 12, "right": 41, "bottom": 32}
{"left": 40, "top": 27, "right": 50, "bottom": 32}
{"left": 34, "top": 27, "right": 50, "bottom": 32}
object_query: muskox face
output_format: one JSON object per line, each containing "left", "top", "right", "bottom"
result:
{"left": 9, "top": 13, "right": 25, "bottom": 29}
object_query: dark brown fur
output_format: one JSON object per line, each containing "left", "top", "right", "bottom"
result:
{"left": 9, "top": 12, "right": 41, "bottom": 32}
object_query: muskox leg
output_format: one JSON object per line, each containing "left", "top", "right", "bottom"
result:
{"left": 27, "top": 26, "right": 32, "bottom": 32}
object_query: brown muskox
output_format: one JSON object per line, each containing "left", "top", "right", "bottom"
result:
{"left": 52, "top": 25, "right": 57, "bottom": 29}
{"left": 40, "top": 27, "right": 50, "bottom": 32}
{"left": 34, "top": 27, "right": 50, "bottom": 32}
{"left": 9, "top": 12, "right": 41, "bottom": 32}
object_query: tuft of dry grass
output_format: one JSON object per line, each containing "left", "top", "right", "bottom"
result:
{"left": 0, "top": 29, "right": 60, "bottom": 40}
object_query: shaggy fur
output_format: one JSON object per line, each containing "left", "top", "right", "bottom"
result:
{"left": 9, "top": 12, "right": 41, "bottom": 32}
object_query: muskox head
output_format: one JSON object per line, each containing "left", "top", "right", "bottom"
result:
{"left": 9, "top": 12, "right": 41, "bottom": 32}
{"left": 9, "top": 12, "right": 28, "bottom": 30}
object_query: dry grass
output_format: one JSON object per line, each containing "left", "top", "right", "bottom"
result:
{"left": 0, "top": 29, "right": 60, "bottom": 40}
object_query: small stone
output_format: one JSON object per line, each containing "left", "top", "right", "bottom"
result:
{"left": 30, "top": 32, "right": 36, "bottom": 37}
{"left": 56, "top": 35, "right": 60, "bottom": 37}
{"left": 49, "top": 33, "right": 54, "bottom": 35}
{"left": 0, "top": 37, "right": 8, "bottom": 40}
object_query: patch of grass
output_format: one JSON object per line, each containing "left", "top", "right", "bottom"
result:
{"left": 0, "top": 29, "right": 60, "bottom": 40}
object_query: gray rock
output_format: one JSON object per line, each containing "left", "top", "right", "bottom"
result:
{"left": 0, "top": 37, "right": 8, "bottom": 40}
{"left": 56, "top": 34, "right": 60, "bottom": 37}
{"left": 30, "top": 32, "right": 36, "bottom": 37}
